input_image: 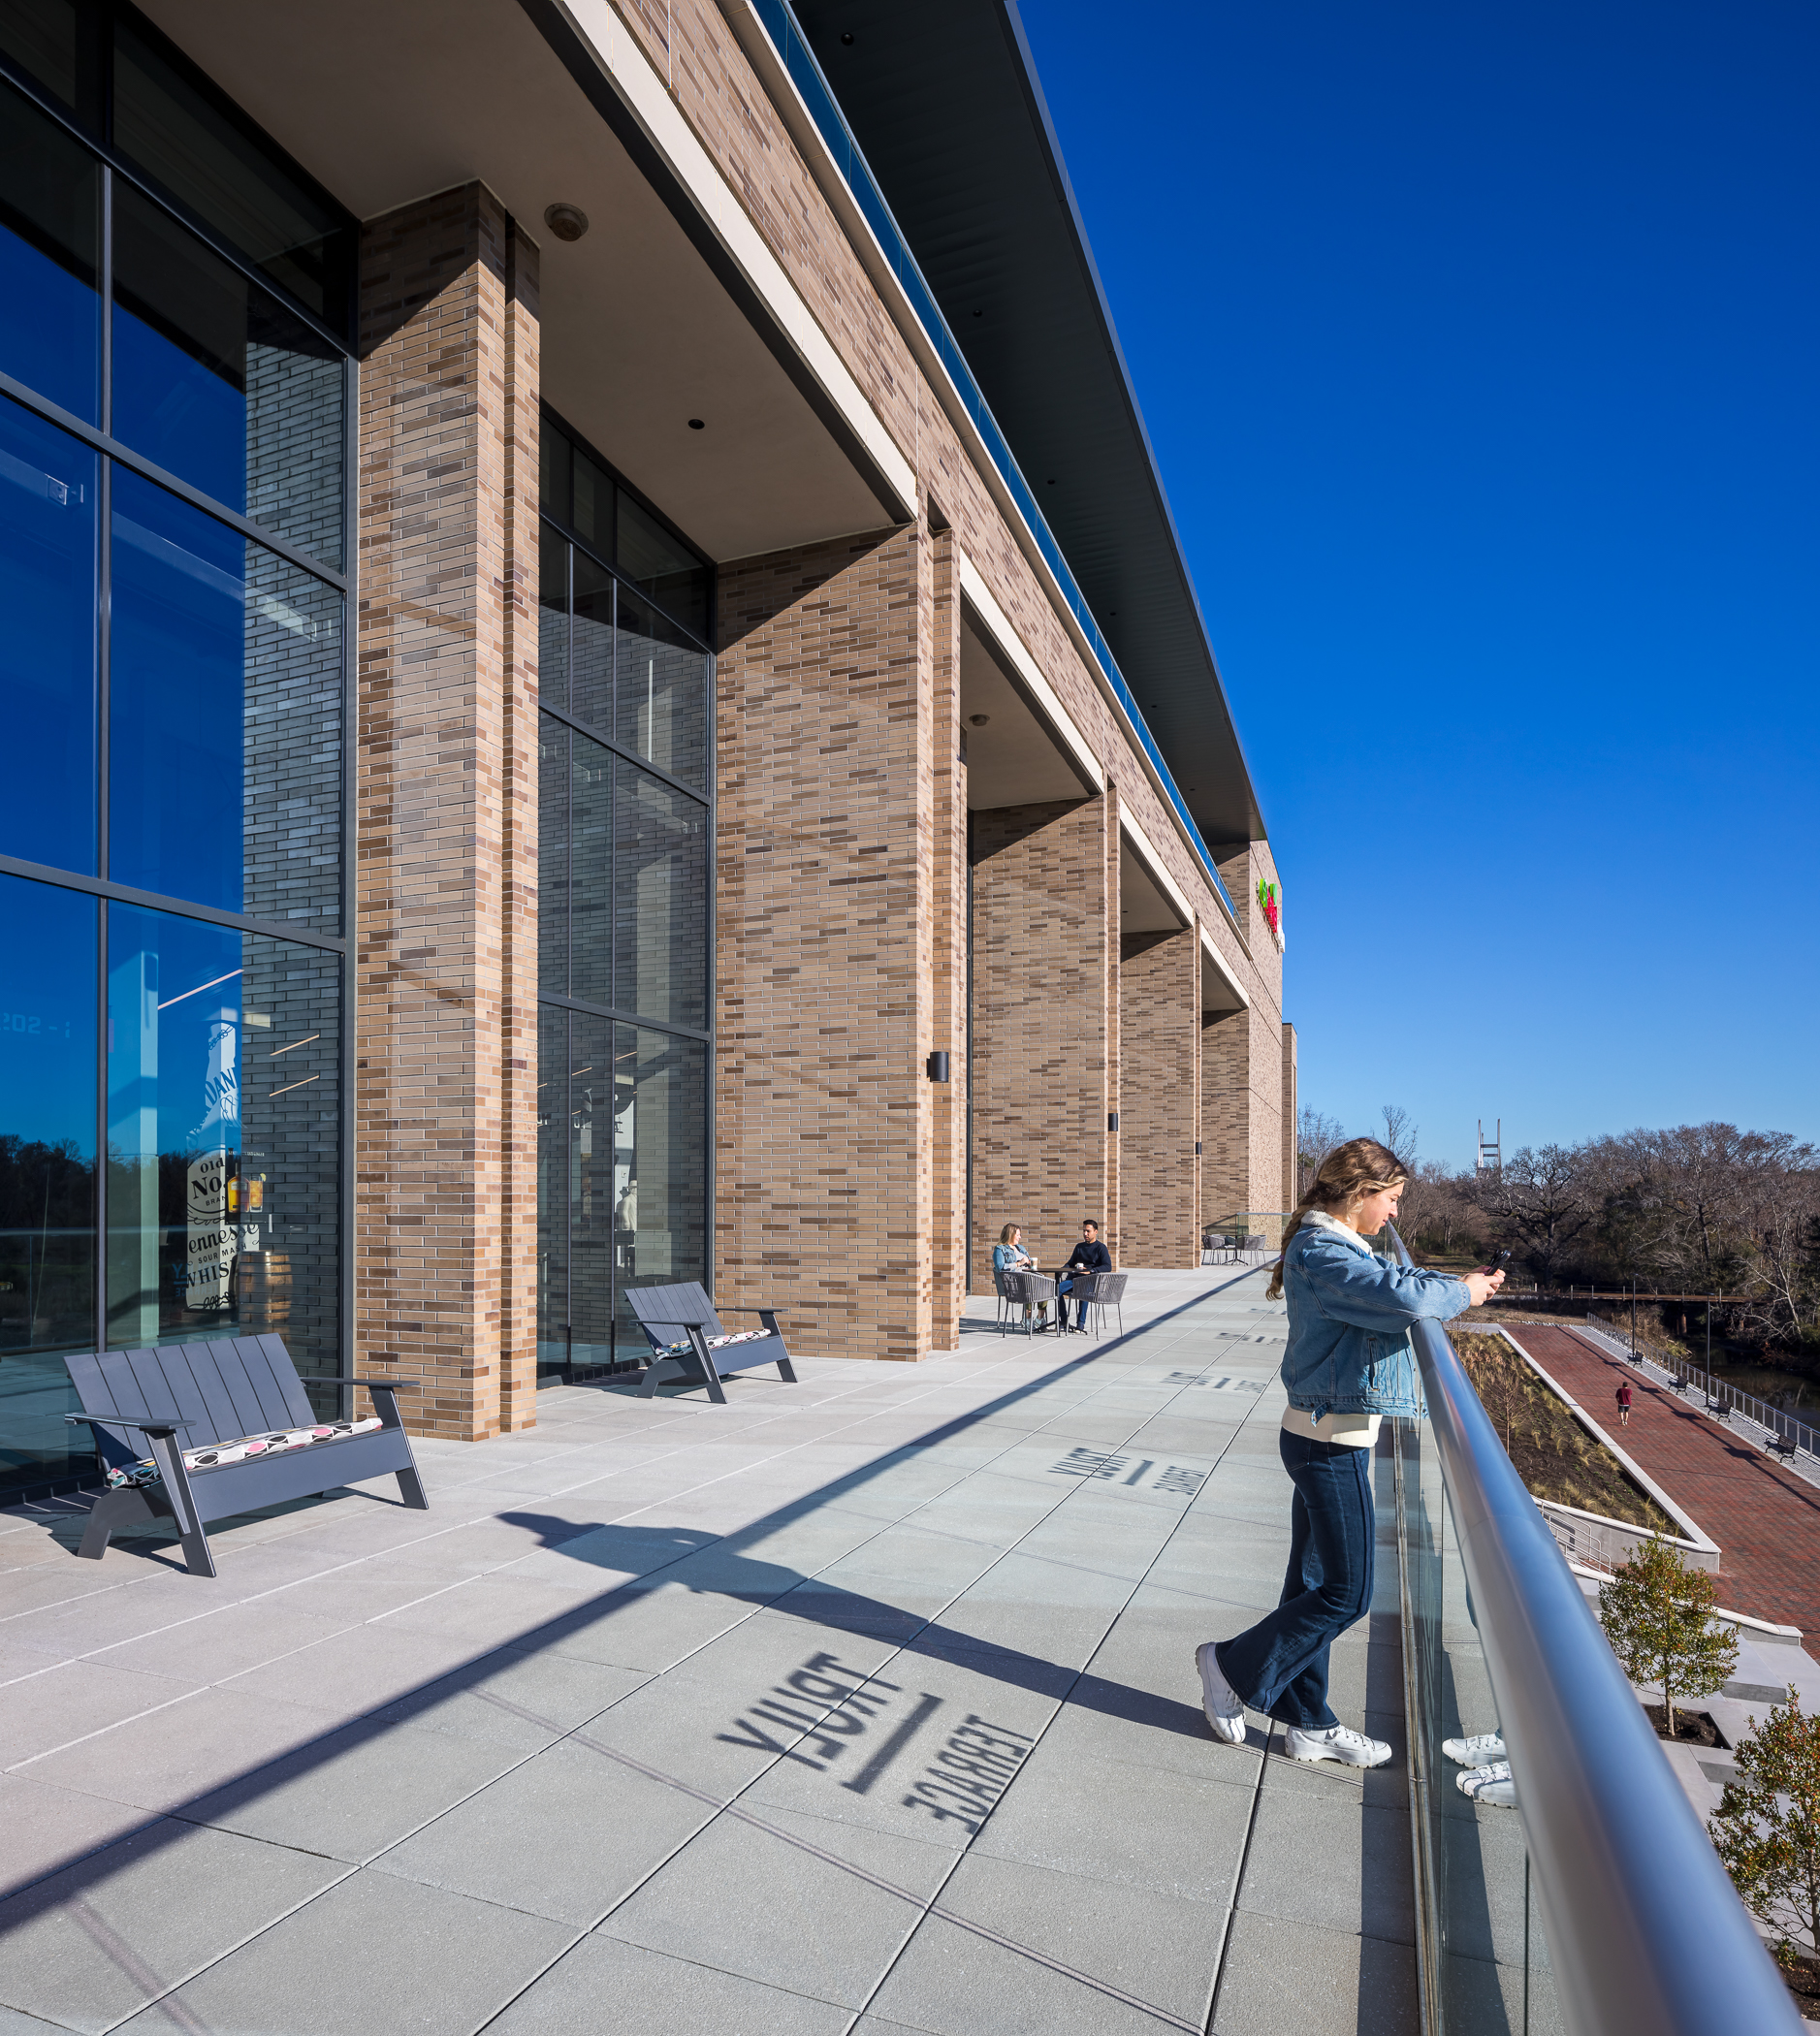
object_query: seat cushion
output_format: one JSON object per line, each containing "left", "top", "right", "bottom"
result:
{"left": 654, "top": 1328, "right": 772, "bottom": 1361}
{"left": 104, "top": 1416, "right": 385, "bottom": 1490}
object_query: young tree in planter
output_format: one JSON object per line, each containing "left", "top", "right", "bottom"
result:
{"left": 1710, "top": 1690, "right": 1820, "bottom": 1974}
{"left": 1597, "top": 1537, "right": 1738, "bottom": 1735}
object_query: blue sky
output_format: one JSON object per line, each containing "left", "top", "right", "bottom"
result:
{"left": 1018, "top": 0, "right": 1819, "bottom": 1170}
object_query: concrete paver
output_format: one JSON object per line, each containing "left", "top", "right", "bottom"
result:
{"left": 0, "top": 1270, "right": 1415, "bottom": 2034}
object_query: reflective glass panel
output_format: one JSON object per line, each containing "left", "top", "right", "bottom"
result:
{"left": 112, "top": 179, "right": 344, "bottom": 564}
{"left": 570, "top": 730, "right": 614, "bottom": 1012}
{"left": 569, "top": 1009, "right": 615, "bottom": 1371}
{"left": 105, "top": 902, "right": 340, "bottom": 1382}
{"left": 613, "top": 1024, "right": 706, "bottom": 1346}
{"left": 112, "top": 18, "right": 351, "bottom": 330}
{"left": 538, "top": 522, "right": 568, "bottom": 717}
{"left": 571, "top": 440, "right": 610, "bottom": 555}
{"left": 618, "top": 489, "right": 708, "bottom": 643}
{"left": 616, "top": 586, "right": 707, "bottom": 790}
{"left": 0, "top": 79, "right": 100, "bottom": 422}
{"left": 0, "top": 0, "right": 81, "bottom": 115}
{"left": 0, "top": 396, "right": 96, "bottom": 873}
{"left": 110, "top": 466, "right": 343, "bottom": 927}
{"left": 614, "top": 759, "right": 707, "bottom": 1032}
{"left": 539, "top": 425, "right": 570, "bottom": 534}
{"left": 535, "top": 1003, "right": 568, "bottom": 1378}
{"left": 571, "top": 548, "right": 613, "bottom": 735}
{"left": 537, "top": 715, "right": 568, "bottom": 998}
{"left": 0, "top": 875, "right": 96, "bottom": 1497}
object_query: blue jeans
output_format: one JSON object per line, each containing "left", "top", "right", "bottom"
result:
{"left": 1215, "top": 1428, "right": 1375, "bottom": 1730}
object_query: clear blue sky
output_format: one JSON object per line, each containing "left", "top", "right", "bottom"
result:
{"left": 1018, "top": 0, "right": 1819, "bottom": 1171}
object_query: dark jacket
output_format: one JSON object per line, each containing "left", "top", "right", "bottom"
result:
{"left": 1065, "top": 1239, "right": 1111, "bottom": 1274}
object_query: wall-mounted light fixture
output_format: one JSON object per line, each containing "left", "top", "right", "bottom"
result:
{"left": 1107, "top": 1111, "right": 1119, "bottom": 1133}
{"left": 1195, "top": 1141, "right": 1202, "bottom": 1155}
{"left": 926, "top": 1051, "right": 950, "bottom": 1083}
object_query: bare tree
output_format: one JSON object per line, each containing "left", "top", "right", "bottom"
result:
{"left": 1296, "top": 1107, "right": 1345, "bottom": 1196}
{"left": 1480, "top": 1142, "right": 1594, "bottom": 1279}
{"left": 1400, "top": 1159, "right": 1480, "bottom": 1257}
{"left": 1380, "top": 1104, "right": 1418, "bottom": 1168}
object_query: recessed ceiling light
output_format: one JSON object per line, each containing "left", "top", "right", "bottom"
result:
{"left": 687, "top": 418, "right": 705, "bottom": 430}
{"left": 543, "top": 203, "right": 589, "bottom": 242}
{"left": 841, "top": 31, "right": 854, "bottom": 43}
{"left": 973, "top": 309, "right": 983, "bottom": 318}
{"left": 969, "top": 714, "right": 990, "bottom": 726}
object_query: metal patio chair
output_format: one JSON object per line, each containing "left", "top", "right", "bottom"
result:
{"left": 1083, "top": 1271, "right": 1128, "bottom": 1339}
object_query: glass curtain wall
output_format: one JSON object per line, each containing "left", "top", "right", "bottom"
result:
{"left": 0, "top": 2, "right": 353, "bottom": 1499}
{"left": 537, "top": 415, "right": 712, "bottom": 1380}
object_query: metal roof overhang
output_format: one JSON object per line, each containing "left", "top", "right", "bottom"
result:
{"left": 791, "top": 0, "right": 1266, "bottom": 847}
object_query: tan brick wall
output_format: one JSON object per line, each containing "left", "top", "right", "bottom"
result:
{"left": 354, "top": 183, "right": 541, "bottom": 1438}
{"left": 1120, "top": 928, "right": 1200, "bottom": 1266}
{"left": 928, "top": 529, "right": 967, "bottom": 1338}
{"left": 1281, "top": 1022, "right": 1298, "bottom": 1209}
{"left": 970, "top": 797, "right": 1116, "bottom": 1280}
{"left": 713, "top": 525, "right": 942, "bottom": 1362}
{"left": 1200, "top": 1006, "right": 1251, "bottom": 1231}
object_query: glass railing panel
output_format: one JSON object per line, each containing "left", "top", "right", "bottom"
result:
{"left": 1398, "top": 1409, "right": 1559, "bottom": 2033}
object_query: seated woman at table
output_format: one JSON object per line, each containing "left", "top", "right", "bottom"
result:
{"left": 993, "top": 1224, "right": 1048, "bottom": 1325}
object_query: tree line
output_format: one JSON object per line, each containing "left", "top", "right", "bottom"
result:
{"left": 1296, "top": 1107, "right": 1820, "bottom": 1353}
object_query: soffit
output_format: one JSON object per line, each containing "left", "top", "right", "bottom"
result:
{"left": 138, "top": 0, "right": 894, "bottom": 563}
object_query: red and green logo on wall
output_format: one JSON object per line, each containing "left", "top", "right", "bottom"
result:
{"left": 1256, "top": 880, "right": 1281, "bottom": 940}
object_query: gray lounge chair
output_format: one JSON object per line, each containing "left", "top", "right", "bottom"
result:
{"left": 623, "top": 1282, "right": 796, "bottom": 1403}
{"left": 65, "top": 1336, "right": 425, "bottom": 1578}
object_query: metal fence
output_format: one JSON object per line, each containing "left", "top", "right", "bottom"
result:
{"left": 1576, "top": 1313, "right": 1820, "bottom": 1463}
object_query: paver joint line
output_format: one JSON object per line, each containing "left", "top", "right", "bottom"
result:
{"left": 0, "top": 1273, "right": 1369, "bottom": 2036}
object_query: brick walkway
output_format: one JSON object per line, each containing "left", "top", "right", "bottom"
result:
{"left": 1507, "top": 1323, "right": 1820, "bottom": 1657}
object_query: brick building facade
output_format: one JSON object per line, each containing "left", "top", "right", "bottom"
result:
{"left": 3, "top": 0, "right": 1293, "bottom": 1457}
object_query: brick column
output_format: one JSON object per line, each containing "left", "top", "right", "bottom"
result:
{"left": 928, "top": 525, "right": 967, "bottom": 1346}
{"left": 715, "top": 525, "right": 937, "bottom": 1363}
{"left": 1281, "top": 1022, "right": 1298, "bottom": 1207}
{"left": 1119, "top": 927, "right": 1200, "bottom": 1266}
{"left": 970, "top": 795, "right": 1115, "bottom": 1284}
{"left": 1212, "top": 841, "right": 1287, "bottom": 1234}
{"left": 355, "top": 183, "right": 541, "bottom": 1439}
{"left": 1200, "top": 1004, "right": 1250, "bottom": 1232}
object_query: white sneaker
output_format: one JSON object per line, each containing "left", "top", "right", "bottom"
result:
{"left": 1442, "top": 1733, "right": 1506, "bottom": 1766}
{"left": 1284, "top": 1724, "right": 1392, "bottom": 1767}
{"left": 1194, "top": 1642, "right": 1247, "bottom": 1744}
{"left": 1457, "top": 1761, "right": 1516, "bottom": 1807}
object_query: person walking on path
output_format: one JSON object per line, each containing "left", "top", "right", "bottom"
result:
{"left": 1615, "top": 1379, "right": 1634, "bottom": 1427}
{"left": 1194, "top": 1138, "right": 1506, "bottom": 1766}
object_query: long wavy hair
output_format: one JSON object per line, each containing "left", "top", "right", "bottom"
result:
{"left": 1266, "top": 1136, "right": 1410, "bottom": 1300}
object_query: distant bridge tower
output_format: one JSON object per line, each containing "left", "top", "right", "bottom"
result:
{"left": 1476, "top": 1119, "right": 1502, "bottom": 1175}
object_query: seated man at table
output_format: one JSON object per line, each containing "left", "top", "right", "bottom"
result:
{"left": 1057, "top": 1221, "right": 1111, "bottom": 1332}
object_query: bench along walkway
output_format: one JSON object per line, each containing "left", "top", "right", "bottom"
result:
{"left": 1509, "top": 1322, "right": 1820, "bottom": 1657}
{"left": 0, "top": 1270, "right": 1411, "bottom": 2036}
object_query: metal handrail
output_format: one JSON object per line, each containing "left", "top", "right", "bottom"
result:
{"left": 1388, "top": 1226, "right": 1800, "bottom": 2035}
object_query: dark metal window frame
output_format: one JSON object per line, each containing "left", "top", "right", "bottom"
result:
{"left": 0, "top": 57, "right": 359, "bottom": 1482}
{"left": 535, "top": 410, "right": 716, "bottom": 1384}
{"left": 0, "top": 0, "right": 359, "bottom": 353}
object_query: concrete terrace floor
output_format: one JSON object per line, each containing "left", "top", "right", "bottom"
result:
{"left": 0, "top": 1269, "right": 1415, "bottom": 2036}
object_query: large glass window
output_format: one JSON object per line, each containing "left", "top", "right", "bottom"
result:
{"left": 536, "top": 414, "right": 712, "bottom": 1381}
{"left": 0, "top": 6, "right": 352, "bottom": 1499}
{"left": 0, "top": 875, "right": 97, "bottom": 1492}
{"left": 105, "top": 903, "right": 340, "bottom": 1375}
{"left": 0, "top": 396, "right": 98, "bottom": 875}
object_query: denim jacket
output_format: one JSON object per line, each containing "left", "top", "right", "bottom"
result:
{"left": 1278, "top": 1215, "right": 1469, "bottom": 1419}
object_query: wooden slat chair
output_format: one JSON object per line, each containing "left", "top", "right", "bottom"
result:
{"left": 623, "top": 1283, "right": 796, "bottom": 1404}
{"left": 65, "top": 1335, "right": 426, "bottom": 1578}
